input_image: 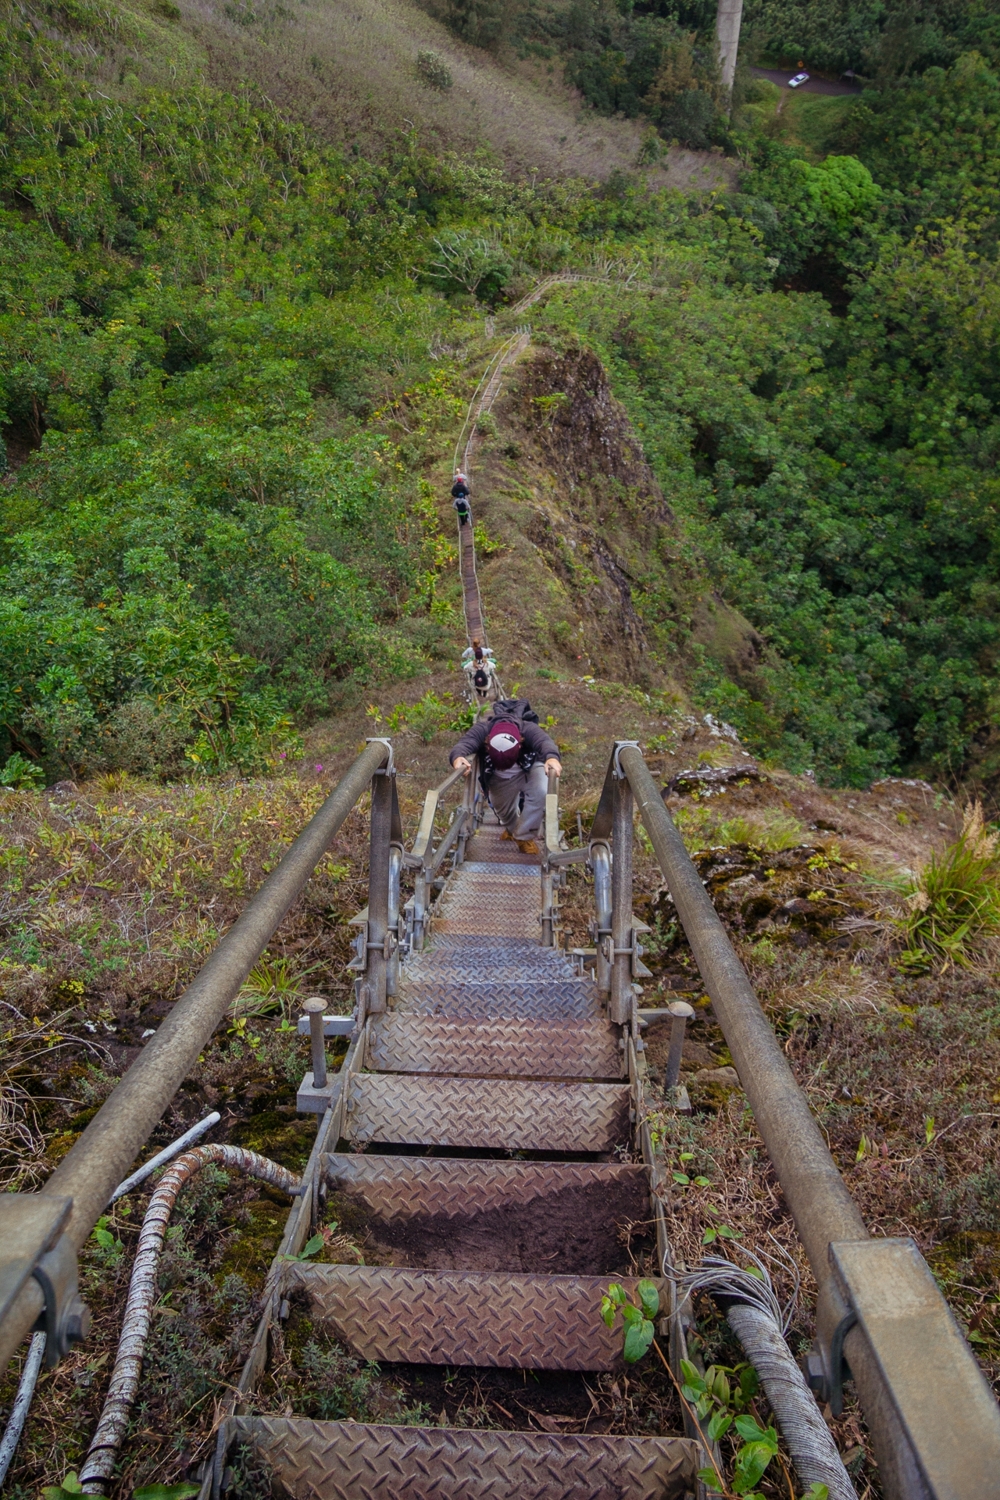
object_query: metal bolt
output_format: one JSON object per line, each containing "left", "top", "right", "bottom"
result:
{"left": 302, "top": 996, "right": 327, "bottom": 1089}
{"left": 664, "top": 1001, "right": 695, "bottom": 1089}
{"left": 800, "top": 1346, "right": 829, "bottom": 1401}
{"left": 65, "top": 1303, "right": 91, "bottom": 1345}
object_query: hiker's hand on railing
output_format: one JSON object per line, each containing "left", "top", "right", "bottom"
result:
{"left": 453, "top": 756, "right": 473, "bottom": 776}
{"left": 544, "top": 758, "right": 562, "bottom": 778}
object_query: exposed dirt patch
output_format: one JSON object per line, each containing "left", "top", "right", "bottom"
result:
{"left": 327, "top": 1170, "right": 652, "bottom": 1274}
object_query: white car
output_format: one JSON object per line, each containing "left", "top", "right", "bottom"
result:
{"left": 788, "top": 72, "right": 810, "bottom": 87}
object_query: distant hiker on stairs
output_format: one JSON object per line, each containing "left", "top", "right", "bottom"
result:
{"left": 451, "top": 470, "right": 471, "bottom": 526}
{"left": 449, "top": 699, "right": 561, "bottom": 856}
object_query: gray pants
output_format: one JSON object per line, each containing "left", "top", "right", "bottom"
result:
{"left": 489, "top": 763, "right": 547, "bottom": 839}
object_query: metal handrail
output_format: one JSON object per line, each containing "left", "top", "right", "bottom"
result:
{"left": 405, "top": 758, "right": 477, "bottom": 950}
{"left": 410, "top": 767, "right": 465, "bottom": 861}
{"left": 544, "top": 766, "right": 560, "bottom": 853}
{"left": 611, "top": 741, "right": 1000, "bottom": 1500}
{"left": 0, "top": 739, "right": 391, "bottom": 1377}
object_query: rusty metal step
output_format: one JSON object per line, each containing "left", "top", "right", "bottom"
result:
{"left": 284, "top": 1263, "right": 652, "bottom": 1370}
{"left": 234, "top": 1416, "right": 699, "bottom": 1499}
{"left": 367, "top": 1013, "right": 623, "bottom": 1079}
{"left": 321, "top": 1155, "right": 649, "bottom": 1273}
{"left": 344, "top": 1073, "right": 631, "bottom": 1152}
{"left": 398, "top": 981, "right": 601, "bottom": 1020}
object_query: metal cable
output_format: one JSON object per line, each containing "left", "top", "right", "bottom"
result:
{"left": 109, "top": 1111, "right": 221, "bottom": 1204}
{"left": 727, "top": 1302, "right": 857, "bottom": 1500}
{"left": 0, "top": 1331, "right": 46, "bottom": 1486}
{"left": 664, "top": 1244, "right": 855, "bottom": 1500}
{"left": 663, "top": 1238, "right": 799, "bottom": 1335}
{"left": 79, "top": 1145, "right": 300, "bottom": 1493}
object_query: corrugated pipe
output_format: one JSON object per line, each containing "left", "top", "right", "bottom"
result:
{"left": 667, "top": 1247, "right": 855, "bottom": 1500}
{"left": 0, "top": 1116, "right": 223, "bottom": 1486}
{"left": 79, "top": 1145, "right": 300, "bottom": 1494}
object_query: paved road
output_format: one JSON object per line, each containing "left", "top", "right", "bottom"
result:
{"left": 751, "top": 66, "right": 862, "bottom": 96}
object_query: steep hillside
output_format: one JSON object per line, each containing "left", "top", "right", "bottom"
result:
{"left": 55, "top": 0, "right": 734, "bottom": 186}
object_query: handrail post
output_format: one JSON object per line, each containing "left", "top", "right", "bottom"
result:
{"left": 386, "top": 843, "right": 403, "bottom": 991}
{"left": 541, "top": 766, "right": 560, "bottom": 947}
{"left": 609, "top": 749, "right": 633, "bottom": 1025}
{"left": 590, "top": 841, "right": 612, "bottom": 994}
{"left": 366, "top": 757, "right": 394, "bottom": 1015}
{"left": 456, "top": 756, "right": 477, "bottom": 865}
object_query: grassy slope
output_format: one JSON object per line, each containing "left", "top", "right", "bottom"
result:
{"left": 108, "top": 0, "right": 735, "bottom": 185}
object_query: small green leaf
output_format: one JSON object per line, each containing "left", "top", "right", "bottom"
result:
{"left": 800, "top": 1486, "right": 830, "bottom": 1500}
{"left": 679, "top": 1359, "right": 703, "bottom": 1387}
{"left": 42, "top": 1476, "right": 84, "bottom": 1498}
{"left": 717, "top": 1224, "right": 741, "bottom": 1239}
{"left": 739, "top": 1366, "right": 760, "bottom": 1402}
{"left": 693, "top": 1175, "right": 711, "bottom": 1187}
{"left": 637, "top": 1279, "right": 659, "bottom": 1320}
{"left": 622, "top": 1315, "right": 654, "bottom": 1363}
{"left": 702, "top": 1227, "right": 718, "bottom": 1244}
{"left": 733, "top": 1439, "right": 776, "bottom": 1493}
{"left": 697, "top": 1468, "right": 721, "bottom": 1487}
{"left": 734, "top": 1414, "right": 772, "bottom": 1444}
{"left": 601, "top": 1295, "right": 616, "bottom": 1329}
{"left": 678, "top": 1151, "right": 694, "bottom": 1162}
{"left": 295, "top": 1232, "right": 325, "bottom": 1261}
{"left": 93, "top": 1227, "right": 115, "bottom": 1249}
{"left": 620, "top": 1302, "right": 642, "bottom": 1327}
{"left": 672, "top": 1171, "right": 690, "bottom": 1185}
{"left": 709, "top": 1367, "right": 731, "bottom": 1407}
{"left": 706, "top": 1409, "right": 733, "bottom": 1442}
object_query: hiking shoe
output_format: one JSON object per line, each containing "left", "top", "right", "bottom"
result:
{"left": 500, "top": 829, "right": 514, "bottom": 841}
{"left": 516, "top": 839, "right": 540, "bottom": 856}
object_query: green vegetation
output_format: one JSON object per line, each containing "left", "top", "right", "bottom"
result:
{"left": 899, "top": 803, "right": 1000, "bottom": 969}
{"left": 3, "top": 1, "right": 1000, "bottom": 794}
{"left": 602, "top": 1282, "right": 798, "bottom": 1500}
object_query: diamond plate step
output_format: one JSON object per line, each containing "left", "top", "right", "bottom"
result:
{"left": 345, "top": 1073, "right": 631, "bottom": 1151}
{"left": 234, "top": 1417, "right": 699, "bottom": 1499}
{"left": 433, "top": 871, "right": 539, "bottom": 931}
{"left": 434, "top": 915, "right": 540, "bottom": 936}
{"left": 367, "top": 1013, "right": 623, "bottom": 1079}
{"left": 321, "top": 1155, "right": 649, "bottom": 1273}
{"left": 463, "top": 837, "right": 540, "bottom": 865}
{"left": 285, "top": 1264, "right": 652, "bottom": 1369}
{"left": 448, "top": 862, "right": 540, "bottom": 883}
{"left": 398, "top": 982, "right": 601, "bottom": 1020}
{"left": 403, "top": 937, "right": 588, "bottom": 990}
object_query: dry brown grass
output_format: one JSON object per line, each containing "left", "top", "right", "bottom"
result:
{"left": 173, "top": 0, "right": 736, "bottom": 185}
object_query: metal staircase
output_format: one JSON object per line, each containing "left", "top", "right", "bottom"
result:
{"left": 233, "top": 814, "right": 699, "bottom": 1498}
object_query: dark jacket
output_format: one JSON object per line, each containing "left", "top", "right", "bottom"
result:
{"left": 451, "top": 479, "right": 470, "bottom": 500}
{"left": 449, "top": 713, "right": 559, "bottom": 787}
